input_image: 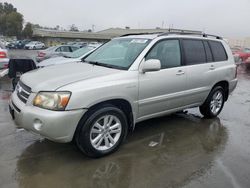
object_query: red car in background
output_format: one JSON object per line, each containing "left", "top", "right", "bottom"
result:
{"left": 0, "top": 42, "right": 9, "bottom": 69}
{"left": 231, "top": 47, "right": 250, "bottom": 63}
{"left": 245, "top": 57, "right": 250, "bottom": 68}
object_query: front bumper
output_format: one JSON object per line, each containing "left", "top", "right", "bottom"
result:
{"left": 9, "top": 91, "right": 86, "bottom": 143}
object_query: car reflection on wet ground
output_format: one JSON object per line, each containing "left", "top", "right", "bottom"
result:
{"left": 0, "top": 63, "right": 250, "bottom": 188}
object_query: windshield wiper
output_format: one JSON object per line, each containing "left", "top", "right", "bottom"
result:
{"left": 83, "top": 60, "right": 125, "bottom": 70}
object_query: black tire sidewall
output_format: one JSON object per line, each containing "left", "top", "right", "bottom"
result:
{"left": 201, "top": 86, "right": 225, "bottom": 118}
{"left": 76, "top": 105, "right": 128, "bottom": 158}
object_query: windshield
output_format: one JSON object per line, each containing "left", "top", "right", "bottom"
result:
{"left": 84, "top": 38, "right": 151, "bottom": 69}
{"left": 67, "top": 46, "right": 94, "bottom": 58}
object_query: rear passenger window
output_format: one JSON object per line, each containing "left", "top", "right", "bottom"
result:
{"left": 183, "top": 40, "right": 206, "bottom": 65}
{"left": 209, "top": 41, "right": 227, "bottom": 61}
{"left": 203, "top": 41, "right": 213, "bottom": 62}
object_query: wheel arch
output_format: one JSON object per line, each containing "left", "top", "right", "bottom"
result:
{"left": 73, "top": 98, "right": 135, "bottom": 141}
{"left": 212, "top": 80, "right": 229, "bottom": 101}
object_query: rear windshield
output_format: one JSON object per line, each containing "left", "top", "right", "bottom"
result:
{"left": 67, "top": 47, "right": 94, "bottom": 58}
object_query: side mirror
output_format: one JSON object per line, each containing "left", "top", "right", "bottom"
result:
{"left": 141, "top": 59, "right": 161, "bottom": 73}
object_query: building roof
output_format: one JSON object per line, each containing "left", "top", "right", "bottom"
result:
{"left": 33, "top": 28, "right": 202, "bottom": 40}
{"left": 33, "top": 29, "right": 114, "bottom": 40}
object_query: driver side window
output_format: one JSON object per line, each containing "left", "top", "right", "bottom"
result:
{"left": 145, "top": 40, "right": 181, "bottom": 69}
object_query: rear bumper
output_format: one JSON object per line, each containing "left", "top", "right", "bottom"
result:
{"left": 9, "top": 91, "right": 86, "bottom": 143}
{"left": 229, "top": 78, "right": 238, "bottom": 94}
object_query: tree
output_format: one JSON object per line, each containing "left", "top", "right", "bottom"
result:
{"left": 5, "top": 11, "right": 23, "bottom": 37}
{"left": 0, "top": 2, "right": 17, "bottom": 14}
{"left": 69, "top": 24, "right": 79, "bottom": 32}
{"left": 22, "top": 22, "right": 33, "bottom": 38}
{"left": 0, "top": 2, "right": 23, "bottom": 37}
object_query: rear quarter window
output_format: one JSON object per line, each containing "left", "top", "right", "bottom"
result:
{"left": 208, "top": 41, "right": 228, "bottom": 61}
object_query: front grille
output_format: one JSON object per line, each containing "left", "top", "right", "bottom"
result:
{"left": 16, "top": 81, "right": 32, "bottom": 104}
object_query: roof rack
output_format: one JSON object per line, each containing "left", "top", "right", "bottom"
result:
{"left": 120, "top": 32, "right": 162, "bottom": 37}
{"left": 119, "top": 30, "right": 223, "bottom": 40}
{"left": 158, "top": 31, "right": 223, "bottom": 40}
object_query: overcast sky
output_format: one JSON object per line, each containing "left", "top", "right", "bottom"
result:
{"left": 1, "top": 0, "right": 249, "bottom": 38}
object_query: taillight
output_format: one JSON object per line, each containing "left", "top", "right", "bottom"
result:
{"left": 0, "top": 51, "right": 7, "bottom": 58}
{"left": 38, "top": 52, "right": 46, "bottom": 57}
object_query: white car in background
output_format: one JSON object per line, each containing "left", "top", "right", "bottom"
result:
{"left": 0, "top": 42, "right": 9, "bottom": 69}
{"left": 24, "top": 41, "right": 45, "bottom": 50}
{"left": 37, "top": 45, "right": 98, "bottom": 68}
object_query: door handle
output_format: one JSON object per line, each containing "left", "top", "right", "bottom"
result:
{"left": 209, "top": 65, "right": 215, "bottom": 70}
{"left": 176, "top": 70, "right": 185, "bottom": 75}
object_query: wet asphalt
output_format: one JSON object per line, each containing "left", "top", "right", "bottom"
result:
{"left": 0, "top": 50, "right": 250, "bottom": 188}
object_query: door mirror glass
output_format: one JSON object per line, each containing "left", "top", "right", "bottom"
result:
{"left": 141, "top": 59, "right": 161, "bottom": 73}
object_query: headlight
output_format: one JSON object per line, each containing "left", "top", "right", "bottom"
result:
{"left": 33, "top": 92, "right": 71, "bottom": 111}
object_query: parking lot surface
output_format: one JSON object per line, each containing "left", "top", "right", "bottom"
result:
{"left": 0, "top": 50, "right": 250, "bottom": 188}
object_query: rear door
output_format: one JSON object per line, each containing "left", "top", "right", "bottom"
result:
{"left": 182, "top": 39, "right": 218, "bottom": 106}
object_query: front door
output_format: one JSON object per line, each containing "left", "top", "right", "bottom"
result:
{"left": 138, "top": 39, "right": 187, "bottom": 119}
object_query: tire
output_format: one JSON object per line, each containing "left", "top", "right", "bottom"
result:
{"left": 33, "top": 46, "right": 36, "bottom": 50}
{"left": 75, "top": 104, "right": 128, "bottom": 158}
{"left": 199, "top": 86, "right": 225, "bottom": 118}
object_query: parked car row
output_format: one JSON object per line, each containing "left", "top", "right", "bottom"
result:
{"left": 24, "top": 41, "right": 45, "bottom": 50}
{"left": 5, "top": 40, "right": 45, "bottom": 50}
{"left": 6, "top": 39, "right": 31, "bottom": 49}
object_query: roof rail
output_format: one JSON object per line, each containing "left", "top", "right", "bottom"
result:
{"left": 120, "top": 32, "right": 162, "bottom": 37}
{"left": 158, "top": 31, "right": 223, "bottom": 40}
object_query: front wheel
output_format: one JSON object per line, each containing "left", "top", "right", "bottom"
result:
{"left": 199, "top": 86, "right": 225, "bottom": 118}
{"left": 75, "top": 105, "right": 128, "bottom": 158}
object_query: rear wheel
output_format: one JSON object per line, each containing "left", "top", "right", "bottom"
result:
{"left": 199, "top": 86, "right": 225, "bottom": 118}
{"left": 75, "top": 105, "right": 128, "bottom": 158}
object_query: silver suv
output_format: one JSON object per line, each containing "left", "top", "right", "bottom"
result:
{"left": 9, "top": 32, "right": 237, "bottom": 157}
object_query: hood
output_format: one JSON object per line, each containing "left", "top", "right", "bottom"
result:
{"left": 37, "top": 56, "right": 78, "bottom": 67}
{"left": 21, "top": 62, "right": 121, "bottom": 92}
